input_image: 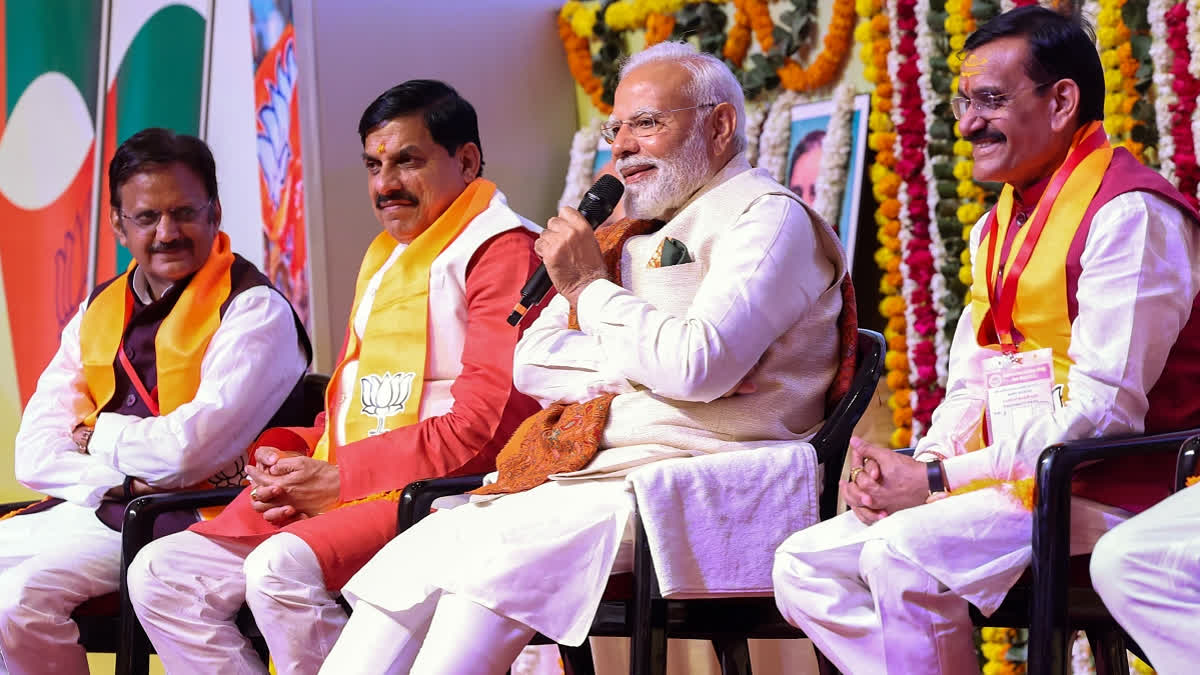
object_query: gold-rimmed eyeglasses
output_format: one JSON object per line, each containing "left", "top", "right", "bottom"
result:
{"left": 599, "top": 103, "right": 718, "bottom": 143}
{"left": 117, "top": 199, "right": 214, "bottom": 229}
{"left": 950, "top": 82, "right": 1053, "bottom": 120}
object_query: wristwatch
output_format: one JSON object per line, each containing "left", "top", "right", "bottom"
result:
{"left": 926, "top": 460, "right": 947, "bottom": 494}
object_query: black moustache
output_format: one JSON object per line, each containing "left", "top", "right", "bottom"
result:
{"left": 149, "top": 242, "right": 191, "bottom": 254}
{"left": 377, "top": 193, "right": 418, "bottom": 208}
{"left": 965, "top": 129, "right": 1006, "bottom": 144}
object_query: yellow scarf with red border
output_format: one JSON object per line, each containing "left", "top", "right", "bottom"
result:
{"left": 957, "top": 121, "right": 1113, "bottom": 508}
{"left": 312, "top": 178, "right": 496, "bottom": 464}
{"left": 79, "top": 231, "right": 234, "bottom": 423}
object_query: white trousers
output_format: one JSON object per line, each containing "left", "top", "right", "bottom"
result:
{"left": 0, "top": 501, "right": 122, "bottom": 675}
{"left": 320, "top": 592, "right": 536, "bottom": 675}
{"left": 1091, "top": 485, "right": 1200, "bottom": 675}
{"left": 772, "top": 488, "right": 1129, "bottom": 675}
{"left": 128, "top": 530, "right": 346, "bottom": 675}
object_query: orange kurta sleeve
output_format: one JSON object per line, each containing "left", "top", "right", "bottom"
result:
{"left": 333, "top": 228, "right": 544, "bottom": 502}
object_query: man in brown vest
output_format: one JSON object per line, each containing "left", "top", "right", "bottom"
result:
{"left": 0, "top": 128, "right": 310, "bottom": 675}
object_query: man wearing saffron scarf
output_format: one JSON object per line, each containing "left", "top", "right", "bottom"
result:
{"left": 319, "top": 42, "right": 848, "bottom": 674}
{"left": 773, "top": 7, "right": 1200, "bottom": 674}
{"left": 128, "top": 80, "right": 543, "bottom": 674}
{"left": 0, "top": 128, "right": 310, "bottom": 674}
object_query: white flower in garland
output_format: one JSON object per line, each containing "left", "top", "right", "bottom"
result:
{"left": 758, "top": 90, "right": 803, "bottom": 181}
{"left": 812, "top": 82, "right": 856, "bottom": 225}
{"left": 557, "top": 118, "right": 603, "bottom": 211}
{"left": 1149, "top": 0, "right": 1176, "bottom": 185}
{"left": 1000, "top": 0, "right": 1016, "bottom": 12}
{"left": 916, "top": 0, "right": 951, "bottom": 387}
{"left": 744, "top": 97, "right": 770, "bottom": 167}
{"left": 888, "top": 0, "right": 924, "bottom": 438}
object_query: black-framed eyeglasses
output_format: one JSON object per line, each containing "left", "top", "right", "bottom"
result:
{"left": 599, "top": 103, "right": 718, "bottom": 143}
{"left": 118, "top": 198, "right": 214, "bottom": 229}
{"left": 950, "top": 82, "right": 1053, "bottom": 120}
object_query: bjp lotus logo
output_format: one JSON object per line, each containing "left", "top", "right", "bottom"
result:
{"left": 360, "top": 371, "right": 415, "bottom": 435}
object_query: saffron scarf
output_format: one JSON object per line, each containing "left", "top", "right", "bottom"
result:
{"left": 312, "top": 178, "right": 497, "bottom": 463}
{"left": 472, "top": 217, "right": 662, "bottom": 496}
{"left": 79, "top": 231, "right": 235, "bottom": 422}
{"left": 957, "top": 121, "right": 1113, "bottom": 509}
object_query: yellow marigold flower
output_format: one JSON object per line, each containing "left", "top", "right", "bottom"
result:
{"left": 981, "top": 628, "right": 1017, "bottom": 642}
{"left": 958, "top": 202, "right": 985, "bottom": 224}
{"left": 959, "top": 265, "right": 973, "bottom": 285}
{"left": 874, "top": 247, "right": 895, "bottom": 268}
{"left": 892, "top": 406, "right": 914, "bottom": 427}
{"left": 1100, "top": 49, "right": 1121, "bottom": 69}
{"left": 561, "top": 1, "right": 582, "bottom": 20}
{"left": 570, "top": 3, "right": 598, "bottom": 37}
{"left": 885, "top": 236, "right": 901, "bottom": 253}
{"left": 946, "top": 15, "right": 965, "bottom": 35}
{"left": 960, "top": 246, "right": 973, "bottom": 265}
{"left": 949, "top": 34, "right": 967, "bottom": 52}
{"left": 981, "top": 643, "right": 1011, "bottom": 661}
{"left": 954, "top": 139, "right": 974, "bottom": 157}
{"left": 1097, "top": 26, "right": 1117, "bottom": 47}
{"left": 880, "top": 295, "right": 906, "bottom": 317}
{"left": 957, "top": 182, "right": 983, "bottom": 200}
{"left": 1103, "top": 70, "right": 1122, "bottom": 92}
{"left": 982, "top": 663, "right": 1023, "bottom": 675}
{"left": 605, "top": 2, "right": 634, "bottom": 30}
{"left": 888, "top": 387, "right": 912, "bottom": 409}
{"left": 953, "top": 161, "right": 975, "bottom": 180}
{"left": 880, "top": 278, "right": 897, "bottom": 295}
{"left": 1104, "top": 116, "right": 1122, "bottom": 136}
{"left": 891, "top": 427, "right": 913, "bottom": 449}
{"left": 946, "top": 0, "right": 962, "bottom": 12}
{"left": 886, "top": 369, "right": 908, "bottom": 391}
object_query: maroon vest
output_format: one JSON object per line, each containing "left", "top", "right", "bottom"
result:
{"left": 1068, "top": 149, "right": 1200, "bottom": 512}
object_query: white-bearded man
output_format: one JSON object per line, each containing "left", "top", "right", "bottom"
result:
{"left": 319, "top": 41, "right": 850, "bottom": 674}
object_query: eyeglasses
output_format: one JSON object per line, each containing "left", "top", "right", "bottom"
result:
{"left": 950, "top": 82, "right": 1053, "bottom": 120}
{"left": 118, "top": 199, "right": 214, "bottom": 229}
{"left": 599, "top": 103, "right": 718, "bottom": 143}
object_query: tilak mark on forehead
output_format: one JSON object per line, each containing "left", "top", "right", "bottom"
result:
{"left": 962, "top": 53, "right": 988, "bottom": 78}
{"left": 377, "top": 142, "right": 386, "bottom": 154}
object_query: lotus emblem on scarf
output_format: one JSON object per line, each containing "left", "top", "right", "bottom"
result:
{"left": 360, "top": 371, "right": 415, "bottom": 436}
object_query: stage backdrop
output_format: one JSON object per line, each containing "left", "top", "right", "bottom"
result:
{"left": 0, "top": 0, "right": 312, "bottom": 504}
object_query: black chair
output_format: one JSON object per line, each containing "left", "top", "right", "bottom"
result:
{"left": 115, "top": 371, "right": 330, "bottom": 675}
{"left": 397, "top": 328, "right": 886, "bottom": 675}
{"left": 965, "top": 429, "right": 1199, "bottom": 675}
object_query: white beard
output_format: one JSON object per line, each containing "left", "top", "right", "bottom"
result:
{"left": 618, "top": 127, "right": 712, "bottom": 220}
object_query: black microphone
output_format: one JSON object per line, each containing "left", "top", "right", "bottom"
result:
{"left": 507, "top": 174, "right": 625, "bottom": 326}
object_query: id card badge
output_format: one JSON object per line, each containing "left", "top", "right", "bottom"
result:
{"left": 983, "top": 347, "right": 1056, "bottom": 444}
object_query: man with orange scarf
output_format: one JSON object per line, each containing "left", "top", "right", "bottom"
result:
{"left": 0, "top": 128, "right": 311, "bottom": 674}
{"left": 128, "top": 80, "right": 543, "bottom": 674}
{"left": 773, "top": 7, "right": 1200, "bottom": 674}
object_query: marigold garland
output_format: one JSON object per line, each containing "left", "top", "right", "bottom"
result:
{"left": 1099, "top": 0, "right": 1152, "bottom": 163}
{"left": 557, "top": 13, "right": 611, "bottom": 114}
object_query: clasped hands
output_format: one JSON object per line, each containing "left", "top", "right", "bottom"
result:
{"left": 246, "top": 446, "right": 341, "bottom": 525}
{"left": 534, "top": 206, "right": 610, "bottom": 307}
{"left": 843, "top": 437, "right": 941, "bottom": 525}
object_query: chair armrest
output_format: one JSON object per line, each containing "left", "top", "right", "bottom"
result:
{"left": 121, "top": 487, "right": 244, "bottom": 565}
{"left": 1177, "top": 435, "right": 1200, "bottom": 492}
{"left": 1035, "top": 429, "right": 1198, "bottom": 540}
{"left": 396, "top": 474, "right": 487, "bottom": 534}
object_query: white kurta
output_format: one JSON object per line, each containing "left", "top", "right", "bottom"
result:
{"left": 0, "top": 268, "right": 307, "bottom": 675}
{"left": 340, "top": 154, "right": 846, "bottom": 647}
{"left": 773, "top": 190, "right": 1200, "bottom": 675}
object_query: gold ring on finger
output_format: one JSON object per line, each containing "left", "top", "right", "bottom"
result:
{"left": 848, "top": 466, "right": 864, "bottom": 483}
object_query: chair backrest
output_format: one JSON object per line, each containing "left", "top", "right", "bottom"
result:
{"left": 301, "top": 373, "right": 330, "bottom": 424}
{"left": 809, "top": 328, "right": 885, "bottom": 520}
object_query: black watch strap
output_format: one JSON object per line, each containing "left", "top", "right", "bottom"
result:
{"left": 926, "top": 460, "right": 947, "bottom": 494}
{"left": 122, "top": 475, "right": 136, "bottom": 501}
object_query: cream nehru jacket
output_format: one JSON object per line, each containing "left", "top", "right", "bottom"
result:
{"left": 556, "top": 154, "right": 847, "bottom": 480}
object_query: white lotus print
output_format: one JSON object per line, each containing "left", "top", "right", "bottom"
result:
{"left": 360, "top": 371, "right": 415, "bottom": 436}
